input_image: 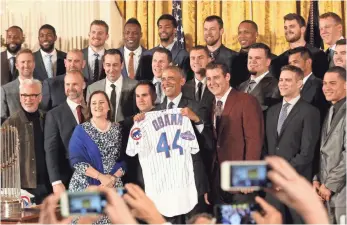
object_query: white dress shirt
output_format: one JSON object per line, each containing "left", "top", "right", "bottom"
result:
{"left": 195, "top": 77, "right": 207, "bottom": 97}
{"left": 88, "top": 46, "right": 105, "bottom": 76}
{"left": 40, "top": 49, "right": 57, "bottom": 76}
{"left": 124, "top": 46, "right": 142, "bottom": 75}
{"left": 160, "top": 41, "right": 176, "bottom": 51}
{"left": 303, "top": 72, "right": 313, "bottom": 86}
{"left": 282, "top": 95, "right": 301, "bottom": 115}
{"left": 105, "top": 76, "right": 123, "bottom": 119}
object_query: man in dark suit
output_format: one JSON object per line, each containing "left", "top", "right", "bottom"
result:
{"left": 145, "top": 14, "right": 192, "bottom": 80}
{"left": 44, "top": 70, "right": 87, "bottom": 195}
{"left": 1, "top": 26, "right": 24, "bottom": 85}
{"left": 238, "top": 43, "right": 280, "bottom": 112}
{"left": 264, "top": 65, "right": 320, "bottom": 223}
{"left": 271, "top": 13, "right": 328, "bottom": 79}
{"left": 155, "top": 66, "right": 209, "bottom": 223}
{"left": 33, "top": 24, "right": 66, "bottom": 81}
{"left": 41, "top": 49, "right": 86, "bottom": 111}
{"left": 203, "top": 16, "right": 238, "bottom": 87}
{"left": 313, "top": 66, "right": 346, "bottom": 224}
{"left": 82, "top": 20, "right": 108, "bottom": 84}
{"left": 204, "top": 62, "right": 264, "bottom": 204}
{"left": 86, "top": 49, "right": 137, "bottom": 122}
{"left": 333, "top": 39, "right": 346, "bottom": 69}
{"left": 1, "top": 49, "right": 35, "bottom": 123}
{"left": 319, "top": 12, "right": 344, "bottom": 68}
{"left": 117, "top": 18, "right": 152, "bottom": 80}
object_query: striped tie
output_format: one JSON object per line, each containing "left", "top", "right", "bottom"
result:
{"left": 277, "top": 103, "right": 290, "bottom": 134}
{"left": 45, "top": 54, "right": 54, "bottom": 78}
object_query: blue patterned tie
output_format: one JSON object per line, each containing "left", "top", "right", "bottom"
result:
{"left": 277, "top": 103, "right": 290, "bottom": 134}
{"left": 45, "top": 54, "right": 54, "bottom": 78}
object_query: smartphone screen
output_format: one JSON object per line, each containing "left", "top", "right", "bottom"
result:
{"left": 68, "top": 192, "right": 107, "bottom": 215}
{"left": 230, "top": 163, "right": 271, "bottom": 188}
{"left": 214, "top": 203, "right": 259, "bottom": 224}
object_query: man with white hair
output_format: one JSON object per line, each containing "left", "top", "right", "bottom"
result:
{"left": 2, "top": 79, "right": 52, "bottom": 204}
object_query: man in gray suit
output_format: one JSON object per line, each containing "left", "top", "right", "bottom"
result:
{"left": 1, "top": 49, "right": 35, "bottom": 123}
{"left": 313, "top": 66, "right": 346, "bottom": 224}
{"left": 86, "top": 49, "right": 137, "bottom": 122}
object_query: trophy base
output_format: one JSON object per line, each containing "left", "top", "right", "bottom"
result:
{"left": 1, "top": 197, "right": 22, "bottom": 218}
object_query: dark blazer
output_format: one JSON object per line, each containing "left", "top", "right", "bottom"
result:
{"left": 1, "top": 79, "right": 20, "bottom": 123}
{"left": 33, "top": 49, "right": 66, "bottom": 81}
{"left": 117, "top": 46, "right": 153, "bottom": 81}
{"left": 270, "top": 43, "right": 329, "bottom": 79}
{"left": 81, "top": 47, "right": 106, "bottom": 84}
{"left": 238, "top": 72, "right": 281, "bottom": 111}
{"left": 146, "top": 42, "right": 193, "bottom": 80}
{"left": 1, "top": 51, "right": 18, "bottom": 85}
{"left": 44, "top": 101, "right": 77, "bottom": 188}
{"left": 155, "top": 95, "right": 209, "bottom": 197}
{"left": 182, "top": 79, "right": 214, "bottom": 109}
{"left": 41, "top": 74, "right": 66, "bottom": 111}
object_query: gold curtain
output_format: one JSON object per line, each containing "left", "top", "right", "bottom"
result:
{"left": 116, "top": 0, "right": 345, "bottom": 55}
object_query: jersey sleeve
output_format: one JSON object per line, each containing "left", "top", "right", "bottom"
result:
{"left": 126, "top": 121, "right": 148, "bottom": 157}
{"left": 179, "top": 116, "right": 200, "bottom": 155}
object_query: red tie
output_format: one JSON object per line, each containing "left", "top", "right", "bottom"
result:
{"left": 76, "top": 105, "right": 84, "bottom": 124}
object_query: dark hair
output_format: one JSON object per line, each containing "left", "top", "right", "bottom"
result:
{"left": 65, "top": 69, "right": 85, "bottom": 82}
{"left": 204, "top": 15, "right": 224, "bottom": 29}
{"left": 39, "top": 24, "right": 56, "bottom": 36}
{"left": 186, "top": 213, "right": 214, "bottom": 224}
{"left": 87, "top": 90, "right": 113, "bottom": 121}
{"left": 157, "top": 14, "right": 177, "bottom": 28}
{"left": 153, "top": 48, "right": 173, "bottom": 63}
{"left": 288, "top": 46, "right": 313, "bottom": 60}
{"left": 281, "top": 65, "right": 304, "bottom": 80}
{"left": 125, "top": 18, "right": 142, "bottom": 30}
{"left": 7, "top": 26, "right": 23, "bottom": 33}
{"left": 90, "top": 20, "right": 109, "bottom": 34}
{"left": 283, "top": 13, "right": 306, "bottom": 27}
{"left": 319, "top": 12, "right": 342, "bottom": 24}
{"left": 102, "top": 49, "right": 124, "bottom": 64}
{"left": 206, "top": 62, "right": 229, "bottom": 75}
{"left": 336, "top": 39, "right": 346, "bottom": 46}
{"left": 135, "top": 80, "right": 157, "bottom": 106}
{"left": 249, "top": 43, "right": 272, "bottom": 59}
{"left": 326, "top": 66, "right": 346, "bottom": 81}
{"left": 190, "top": 45, "right": 210, "bottom": 57}
{"left": 239, "top": 20, "right": 258, "bottom": 32}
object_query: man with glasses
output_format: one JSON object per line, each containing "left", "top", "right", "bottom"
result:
{"left": 2, "top": 79, "right": 52, "bottom": 204}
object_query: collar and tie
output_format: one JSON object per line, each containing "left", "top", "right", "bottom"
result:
{"left": 155, "top": 82, "right": 162, "bottom": 104}
{"left": 247, "top": 79, "right": 256, "bottom": 93}
{"left": 128, "top": 52, "right": 135, "bottom": 79}
{"left": 9, "top": 56, "right": 16, "bottom": 76}
{"left": 76, "top": 105, "right": 85, "bottom": 124}
{"left": 326, "top": 48, "right": 335, "bottom": 63}
{"left": 168, "top": 101, "right": 175, "bottom": 109}
{"left": 93, "top": 53, "right": 100, "bottom": 82}
{"left": 44, "top": 54, "right": 54, "bottom": 78}
{"left": 196, "top": 82, "right": 203, "bottom": 102}
{"left": 110, "top": 84, "right": 117, "bottom": 122}
{"left": 277, "top": 103, "right": 290, "bottom": 134}
{"left": 215, "top": 100, "right": 223, "bottom": 132}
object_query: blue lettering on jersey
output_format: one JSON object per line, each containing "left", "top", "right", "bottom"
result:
{"left": 157, "top": 129, "right": 183, "bottom": 158}
{"left": 152, "top": 113, "right": 183, "bottom": 131}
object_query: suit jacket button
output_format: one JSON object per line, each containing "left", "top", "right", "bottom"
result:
{"left": 276, "top": 147, "right": 279, "bottom": 150}
{"left": 217, "top": 145, "right": 220, "bottom": 148}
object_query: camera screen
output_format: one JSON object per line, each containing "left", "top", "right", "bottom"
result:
{"left": 215, "top": 204, "right": 257, "bottom": 224}
{"left": 68, "top": 193, "right": 107, "bottom": 215}
{"left": 230, "top": 164, "right": 269, "bottom": 187}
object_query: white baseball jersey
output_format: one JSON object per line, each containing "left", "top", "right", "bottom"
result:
{"left": 126, "top": 108, "right": 199, "bottom": 217}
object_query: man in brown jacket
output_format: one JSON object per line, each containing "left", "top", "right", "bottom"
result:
{"left": 2, "top": 79, "right": 51, "bottom": 204}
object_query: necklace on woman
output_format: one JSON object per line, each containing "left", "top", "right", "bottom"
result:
{"left": 91, "top": 118, "right": 111, "bottom": 133}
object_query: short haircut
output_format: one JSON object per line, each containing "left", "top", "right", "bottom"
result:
{"left": 157, "top": 14, "right": 177, "bottom": 28}
{"left": 336, "top": 39, "right": 346, "bottom": 46}
{"left": 16, "top": 48, "right": 34, "bottom": 59}
{"left": 39, "top": 24, "right": 56, "bottom": 36}
{"left": 186, "top": 213, "right": 213, "bottom": 224}
{"left": 283, "top": 13, "right": 306, "bottom": 27}
{"left": 163, "top": 65, "right": 185, "bottom": 79}
{"left": 87, "top": 90, "right": 112, "bottom": 121}
{"left": 190, "top": 45, "right": 210, "bottom": 57}
{"left": 125, "top": 17, "right": 142, "bottom": 30}
{"left": 319, "top": 12, "right": 342, "bottom": 25}
{"left": 206, "top": 62, "right": 229, "bottom": 75}
{"left": 7, "top": 26, "right": 23, "bottom": 33}
{"left": 204, "top": 15, "right": 224, "bottom": 29}
{"left": 90, "top": 20, "right": 109, "bottom": 34}
{"left": 67, "top": 49, "right": 84, "bottom": 58}
{"left": 153, "top": 48, "right": 173, "bottom": 63}
{"left": 288, "top": 46, "right": 313, "bottom": 60}
{"left": 281, "top": 65, "right": 304, "bottom": 80}
{"left": 239, "top": 20, "right": 258, "bottom": 32}
{"left": 249, "top": 43, "right": 272, "bottom": 59}
{"left": 135, "top": 80, "right": 157, "bottom": 105}
{"left": 102, "top": 48, "right": 124, "bottom": 64}
{"left": 326, "top": 66, "right": 346, "bottom": 81}
{"left": 19, "top": 79, "right": 42, "bottom": 92}
{"left": 65, "top": 69, "right": 85, "bottom": 82}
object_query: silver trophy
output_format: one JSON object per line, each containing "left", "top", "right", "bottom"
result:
{"left": 1, "top": 125, "right": 21, "bottom": 218}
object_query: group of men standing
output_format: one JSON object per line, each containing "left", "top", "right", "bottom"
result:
{"left": 1, "top": 10, "right": 346, "bottom": 224}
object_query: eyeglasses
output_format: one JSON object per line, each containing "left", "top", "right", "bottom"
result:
{"left": 20, "top": 93, "right": 41, "bottom": 98}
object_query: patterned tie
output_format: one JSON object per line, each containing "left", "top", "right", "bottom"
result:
{"left": 247, "top": 80, "right": 256, "bottom": 93}
{"left": 76, "top": 105, "right": 85, "bottom": 124}
{"left": 168, "top": 102, "right": 175, "bottom": 109}
{"left": 196, "top": 82, "right": 203, "bottom": 102}
{"left": 277, "top": 103, "right": 290, "bottom": 134}
{"left": 210, "top": 52, "right": 215, "bottom": 61}
{"left": 45, "top": 54, "right": 54, "bottom": 78}
{"left": 93, "top": 53, "right": 99, "bottom": 82}
{"left": 215, "top": 100, "right": 223, "bottom": 132}
{"left": 155, "top": 82, "right": 162, "bottom": 104}
{"left": 128, "top": 52, "right": 135, "bottom": 79}
{"left": 110, "top": 84, "right": 117, "bottom": 122}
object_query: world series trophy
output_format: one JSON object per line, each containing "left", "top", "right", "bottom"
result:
{"left": 1, "top": 125, "right": 21, "bottom": 218}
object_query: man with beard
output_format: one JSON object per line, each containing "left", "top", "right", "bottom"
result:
{"left": 203, "top": 16, "right": 238, "bottom": 87}
{"left": 33, "top": 24, "right": 66, "bottom": 81}
{"left": 333, "top": 39, "right": 346, "bottom": 69}
{"left": 41, "top": 49, "right": 86, "bottom": 111}
{"left": 1, "top": 49, "right": 35, "bottom": 123}
{"left": 145, "top": 14, "right": 192, "bottom": 81}
{"left": 271, "top": 13, "right": 328, "bottom": 79}
{"left": 82, "top": 20, "right": 108, "bottom": 84}
{"left": 118, "top": 18, "right": 152, "bottom": 80}
{"left": 44, "top": 70, "right": 87, "bottom": 194}
{"left": 1, "top": 26, "right": 24, "bottom": 85}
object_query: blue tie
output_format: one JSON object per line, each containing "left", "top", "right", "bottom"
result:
{"left": 44, "top": 54, "right": 53, "bottom": 78}
{"left": 277, "top": 103, "right": 290, "bottom": 134}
